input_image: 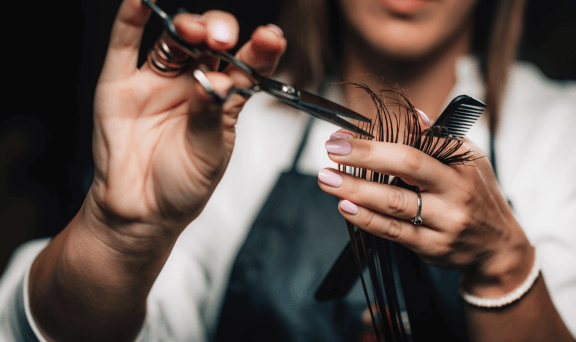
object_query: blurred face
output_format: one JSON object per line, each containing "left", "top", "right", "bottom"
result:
{"left": 338, "top": 0, "right": 479, "bottom": 60}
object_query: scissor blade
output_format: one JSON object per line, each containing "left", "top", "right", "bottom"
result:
{"left": 276, "top": 98, "right": 374, "bottom": 138}
{"left": 142, "top": 0, "right": 372, "bottom": 137}
{"left": 298, "top": 89, "right": 371, "bottom": 123}
{"left": 259, "top": 79, "right": 371, "bottom": 123}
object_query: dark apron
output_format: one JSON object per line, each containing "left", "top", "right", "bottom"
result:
{"left": 216, "top": 118, "right": 366, "bottom": 341}
{"left": 216, "top": 118, "right": 468, "bottom": 341}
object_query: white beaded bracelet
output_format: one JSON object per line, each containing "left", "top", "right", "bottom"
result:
{"left": 459, "top": 249, "right": 540, "bottom": 308}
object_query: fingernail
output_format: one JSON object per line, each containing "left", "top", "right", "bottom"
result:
{"left": 213, "top": 22, "right": 231, "bottom": 42}
{"left": 330, "top": 132, "right": 354, "bottom": 140}
{"left": 218, "top": 84, "right": 233, "bottom": 97}
{"left": 318, "top": 169, "right": 343, "bottom": 187}
{"left": 341, "top": 200, "right": 359, "bottom": 215}
{"left": 191, "top": 15, "right": 204, "bottom": 21}
{"left": 266, "top": 24, "right": 283, "bottom": 36}
{"left": 416, "top": 109, "right": 430, "bottom": 127}
{"left": 325, "top": 140, "right": 351, "bottom": 155}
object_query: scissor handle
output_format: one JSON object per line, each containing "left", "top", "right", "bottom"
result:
{"left": 142, "top": 0, "right": 261, "bottom": 84}
{"left": 141, "top": 0, "right": 373, "bottom": 138}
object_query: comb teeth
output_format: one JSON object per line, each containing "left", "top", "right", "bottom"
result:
{"left": 432, "top": 95, "right": 486, "bottom": 137}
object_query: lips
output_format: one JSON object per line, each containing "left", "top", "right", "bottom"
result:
{"left": 376, "top": 0, "right": 434, "bottom": 15}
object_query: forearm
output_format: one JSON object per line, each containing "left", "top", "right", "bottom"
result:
{"left": 465, "top": 276, "right": 573, "bottom": 342}
{"left": 28, "top": 202, "right": 175, "bottom": 342}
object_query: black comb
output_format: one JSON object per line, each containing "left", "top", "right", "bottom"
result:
{"left": 432, "top": 95, "right": 486, "bottom": 137}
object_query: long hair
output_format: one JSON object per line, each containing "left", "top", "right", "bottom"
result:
{"left": 276, "top": 0, "right": 528, "bottom": 134}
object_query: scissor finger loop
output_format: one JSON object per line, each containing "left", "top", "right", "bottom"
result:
{"left": 142, "top": 0, "right": 373, "bottom": 137}
{"left": 193, "top": 69, "right": 226, "bottom": 104}
{"left": 193, "top": 68, "right": 258, "bottom": 104}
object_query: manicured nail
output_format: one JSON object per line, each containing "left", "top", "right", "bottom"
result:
{"left": 416, "top": 109, "right": 430, "bottom": 127}
{"left": 330, "top": 132, "right": 354, "bottom": 140}
{"left": 213, "top": 22, "right": 231, "bottom": 42}
{"left": 325, "top": 140, "right": 351, "bottom": 155}
{"left": 341, "top": 200, "right": 359, "bottom": 215}
{"left": 266, "top": 24, "right": 284, "bottom": 36}
{"left": 318, "top": 169, "right": 343, "bottom": 187}
{"left": 218, "top": 84, "right": 233, "bottom": 96}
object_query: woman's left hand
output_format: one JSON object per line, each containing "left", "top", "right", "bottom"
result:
{"left": 318, "top": 134, "right": 534, "bottom": 297}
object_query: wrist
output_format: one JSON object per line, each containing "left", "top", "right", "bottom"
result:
{"left": 29, "top": 205, "right": 170, "bottom": 341}
{"left": 460, "top": 246, "right": 539, "bottom": 307}
{"left": 82, "top": 186, "right": 184, "bottom": 257}
{"left": 461, "top": 227, "right": 534, "bottom": 298}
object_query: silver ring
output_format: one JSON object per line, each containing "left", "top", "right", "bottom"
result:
{"left": 411, "top": 188, "right": 423, "bottom": 226}
{"left": 147, "top": 33, "right": 191, "bottom": 77}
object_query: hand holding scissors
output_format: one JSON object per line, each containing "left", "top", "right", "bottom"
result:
{"left": 88, "top": 0, "right": 295, "bottom": 244}
{"left": 142, "top": 0, "right": 373, "bottom": 138}
{"left": 29, "top": 0, "right": 299, "bottom": 340}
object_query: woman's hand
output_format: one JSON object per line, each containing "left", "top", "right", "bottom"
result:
{"left": 28, "top": 1, "right": 285, "bottom": 340}
{"left": 86, "top": 0, "right": 286, "bottom": 254}
{"left": 318, "top": 134, "right": 534, "bottom": 297}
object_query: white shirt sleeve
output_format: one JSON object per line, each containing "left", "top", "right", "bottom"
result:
{"left": 0, "top": 238, "right": 48, "bottom": 342}
{"left": 497, "top": 63, "right": 576, "bottom": 337}
{"left": 0, "top": 238, "right": 154, "bottom": 342}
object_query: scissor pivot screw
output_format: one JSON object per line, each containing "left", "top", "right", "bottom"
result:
{"left": 282, "top": 85, "right": 296, "bottom": 94}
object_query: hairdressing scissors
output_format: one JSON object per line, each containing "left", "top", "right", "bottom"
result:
{"left": 142, "top": 0, "right": 373, "bottom": 138}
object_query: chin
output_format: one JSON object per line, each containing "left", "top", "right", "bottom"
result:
{"left": 351, "top": 21, "right": 449, "bottom": 61}
{"left": 339, "top": 0, "right": 477, "bottom": 62}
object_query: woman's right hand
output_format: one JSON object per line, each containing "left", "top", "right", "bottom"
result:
{"left": 28, "top": 1, "right": 285, "bottom": 340}
{"left": 87, "top": 0, "right": 286, "bottom": 255}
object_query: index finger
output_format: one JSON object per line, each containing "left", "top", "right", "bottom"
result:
{"left": 100, "top": 0, "right": 151, "bottom": 82}
{"left": 325, "top": 139, "right": 455, "bottom": 191}
{"left": 225, "top": 24, "right": 287, "bottom": 88}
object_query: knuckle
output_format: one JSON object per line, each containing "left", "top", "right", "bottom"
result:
{"left": 347, "top": 178, "right": 362, "bottom": 198}
{"left": 356, "top": 140, "right": 372, "bottom": 160}
{"left": 385, "top": 218, "right": 402, "bottom": 239}
{"left": 361, "top": 209, "right": 377, "bottom": 231}
{"left": 452, "top": 210, "right": 472, "bottom": 231}
{"left": 403, "top": 147, "right": 425, "bottom": 172}
{"left": 460, "top": 140, "right": 477, "bottom": 152}
{"left": 456, "top": 182, "right": 476, "bottom": 205}
{"left": 431, "top": 239, "right": 452, "bottom": 258}
{"left": 386, "top": 189, "right": 409, "bottom": 215}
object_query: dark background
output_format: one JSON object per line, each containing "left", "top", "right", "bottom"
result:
{"left": 1, "top": 0, "right": 575, "bottom": 274}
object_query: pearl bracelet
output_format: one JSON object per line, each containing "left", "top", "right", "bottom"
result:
{"left": 459, "top": 249, "right": 540, "bottom": 308}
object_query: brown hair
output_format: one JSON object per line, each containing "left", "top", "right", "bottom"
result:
{"left": 276, "top": 0, "right": 528, "bottom": 133}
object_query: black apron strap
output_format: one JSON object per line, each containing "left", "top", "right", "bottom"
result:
{"left": 490, "top": 134, "right": 499, "bottom": 180}
{"left": 289, "top": 117, "right": 315, "bottom": 173}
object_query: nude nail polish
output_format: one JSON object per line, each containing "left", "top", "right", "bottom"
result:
{"left": 266, "top": 24, "right": 283, "bottom": 36}
{"left": 325, "top": 140, "right": 351, "bottom": 155}
{"left": 340, "top": 200, "right": 359, "bottom": 215}
{"left": 318, "top": 169, "right": 343, "bottom": 187}
{"left": 213, "top": 22, "right": 231, "bottom": 42}
{"left": 416, "top": 109, "right": 430, "bottom": 127}
{"left": 330, "top": 132, "right": 354, "bottom": 140}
